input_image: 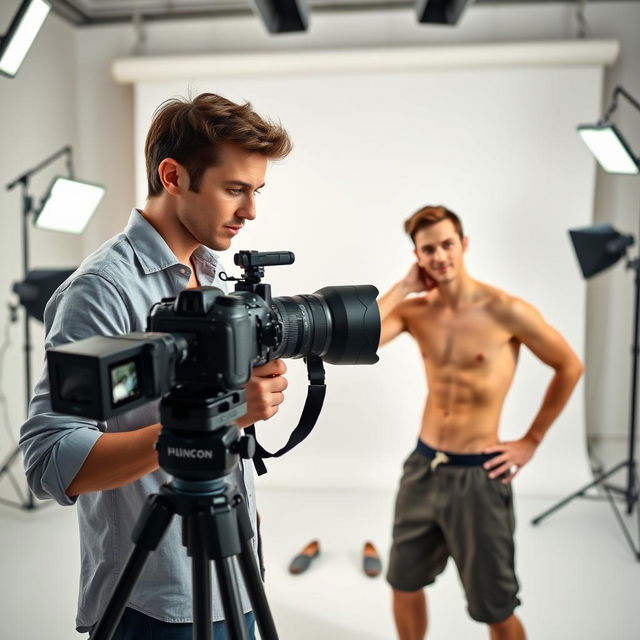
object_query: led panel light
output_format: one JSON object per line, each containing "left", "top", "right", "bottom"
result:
{"left": 35, "top": 177, "right": 105, "bottom": 234}
{"left": 0, "top": 0, "right": 50, "bottom": 78}
{"left": 577, "top": 124, "right": 640, "bottom": 175}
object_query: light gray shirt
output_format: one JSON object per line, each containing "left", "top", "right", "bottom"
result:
{"left": 20, "top": 209, "right": 257, "bottom": 632}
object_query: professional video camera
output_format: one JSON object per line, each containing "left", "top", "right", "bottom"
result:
{"left": 48, "top": 249, "right": 379, "bottom": 421}
{"left": 46, "top": 250, "right": 380, "bottom": 640}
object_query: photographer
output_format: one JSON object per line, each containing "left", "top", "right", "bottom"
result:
{"left": 19, "top": 93, "right": 292, "bottom": 639}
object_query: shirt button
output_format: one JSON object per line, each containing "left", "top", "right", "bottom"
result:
{"left": 179, "top": 268, "right": 187, "bottom": 275}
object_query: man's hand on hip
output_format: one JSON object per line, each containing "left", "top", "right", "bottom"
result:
{"left": 482, "top": 436, "right": 539, "bottom": 484}
{"left": 237, "top": 359, "right": 288, "bottom": 428}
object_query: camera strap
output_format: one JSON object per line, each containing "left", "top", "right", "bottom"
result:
{"left": 245, "top": 356, "right": 326, "bottom": 476}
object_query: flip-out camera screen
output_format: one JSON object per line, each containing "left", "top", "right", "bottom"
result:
{"left": 110, "top": 360, "right": 140, "bottom": 407}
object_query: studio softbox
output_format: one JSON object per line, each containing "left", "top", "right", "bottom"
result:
{"left": 13, "top": 268, "right": 75, "bottom": 322}
{"left": 569, "top": 224, "right": 634, "bottom": 279}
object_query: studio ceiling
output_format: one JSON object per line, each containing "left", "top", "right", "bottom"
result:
{"left": 49, "top": 0, "right": 613, "bottom": 26}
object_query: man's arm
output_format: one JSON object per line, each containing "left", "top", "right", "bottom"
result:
{"left": 20, "top": 274, "right": 134, "bottom": 505}
{"left": 65, "top": 423, "right": 161, "bottom": 497}
{"left": 66, "top": 359, "right": 287, "bottom": 497}
{"left": 484, "top": 297, "right": 584, "bottom": 482}
{"left": 378, "top": 263, "right": 433, "bottom": 346}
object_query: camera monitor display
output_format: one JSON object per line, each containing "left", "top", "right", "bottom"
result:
{"left": 110, "top": 360, "right": 141, "bottom": 407}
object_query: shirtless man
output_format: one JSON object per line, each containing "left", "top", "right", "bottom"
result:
{"left": 378, "top": 206, "right": 583, "bottom": 640}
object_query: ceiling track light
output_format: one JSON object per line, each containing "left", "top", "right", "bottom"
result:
{"left": 251, "top": 0, "right": 309, "bottom": 34}
{"left": 415, "top": 0, "right": 474, "bottom": 26}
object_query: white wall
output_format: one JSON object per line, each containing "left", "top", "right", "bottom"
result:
{"left": 132, "top": 55, "right": 603, "bottom": 495}
{"left": 0, "top": 8, "right": 84, "bottom": 504}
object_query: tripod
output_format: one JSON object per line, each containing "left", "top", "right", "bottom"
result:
{"left": 532, "top": 256, "right": 640, "bottom": 561}
{"left": 91, "top": 390, "right": 279, "bottom": 640}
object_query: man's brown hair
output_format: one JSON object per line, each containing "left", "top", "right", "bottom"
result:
{"left": 404, "top": 205, "right": 464, "bottom": 244}
{"left": 145, "top": 93, "right": 293, "bottom": 198}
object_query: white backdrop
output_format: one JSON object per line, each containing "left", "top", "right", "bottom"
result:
{"left": 130, "top": 47, "right": 605, "bottom": 496}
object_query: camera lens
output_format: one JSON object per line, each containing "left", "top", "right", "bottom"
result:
{"left": 271, "top": 285, "right": 379, "bottom": 365}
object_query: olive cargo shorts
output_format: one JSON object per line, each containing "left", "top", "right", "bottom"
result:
{"left": 387, "top": 447, "right": 521, "bottom": 624}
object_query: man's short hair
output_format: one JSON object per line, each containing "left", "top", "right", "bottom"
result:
{"left": 404, "top": 205, "right": 464, "bottom": 244}
{"left": 145, "top": 92, "right": 293, "bottom": 198}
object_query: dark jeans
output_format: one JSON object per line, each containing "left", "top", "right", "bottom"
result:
{"left": 90, "top": 608, "right": 256, "bottom": 640}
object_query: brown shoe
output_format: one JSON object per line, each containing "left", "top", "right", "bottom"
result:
{"left": 288, "top": 539, "right": 320, "bottom": 574}
{"left": 362, "top": 541, "right": 382, "bottom": 578}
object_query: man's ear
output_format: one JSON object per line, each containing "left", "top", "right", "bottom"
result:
{"left": 157, "top": 158, "right": 186, "bottom": 195}
{"left": 462, "top": 236, "right": 469, "bottom": 252}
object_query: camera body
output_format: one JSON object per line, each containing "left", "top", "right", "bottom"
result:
{"left": 149, "top": 286, "right": 279, "bottom": 390}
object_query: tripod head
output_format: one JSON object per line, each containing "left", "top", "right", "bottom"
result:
{"left": 156, "top": 389, "right": 256, "bottom": 483}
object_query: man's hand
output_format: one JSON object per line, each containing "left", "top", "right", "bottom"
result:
{"left": 237, "top": 359, "right": 288, "bottom": 429}
{"left": 402, "top": 263, "right": 436, "bottom": 294}
{"left": 482, "top": 436, "right": 539, "bottom": 484}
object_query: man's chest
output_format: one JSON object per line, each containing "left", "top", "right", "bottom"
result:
{"left": 406, "top": 307, "right": 515, "bottom": 370}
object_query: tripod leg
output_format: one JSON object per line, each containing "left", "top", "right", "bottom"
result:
{"left": 235, "top": 497, "right": 279, "bottom": 640}
{"left": 91, "top": 495, "right": 174, "bottom": 640}
{"left": 0, "top": 446, "right": 29, "bottom": 508}
{"left": 186, "top": 515, "right": 213, "bottom": 640}
{"left": 0, "top": 446, "right": 21, "bottom": 476}
{"left": 637, "top": 470, "right": 640, "bottom": 559}
{"left": 627, "top": 459, "right": 638, "bottom": 515}
{"left": 531, "top": 460, "right": 628, "bottom": 525}
{"left": 602, "top": 482, "right": 640, "bottom": 561}
{"left": 214, "top": 557, "right": 249, "bottom": 640}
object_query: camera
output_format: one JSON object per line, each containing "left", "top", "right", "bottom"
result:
{"left": 47, "top": 250, "right": 380, "bottom": 423}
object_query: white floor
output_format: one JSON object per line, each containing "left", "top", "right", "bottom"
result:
{"left": 0, "top": 485, "right": 639, "bottom": 640}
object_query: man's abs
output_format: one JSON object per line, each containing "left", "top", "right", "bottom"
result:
{"left": 419, "top": 400, "right": 503, "bottom": 452}
{"left": 418, "top": 359, "right": 517, "bottom": 452}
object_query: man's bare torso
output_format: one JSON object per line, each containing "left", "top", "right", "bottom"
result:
{"left": 402, "top": 282, "right": 520, "bottom": 453}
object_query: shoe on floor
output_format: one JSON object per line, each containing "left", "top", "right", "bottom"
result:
{"left": 288, "top": 539, "right": 320, "bottom": 574}
{"left": 362, "top": 541, "right": 382, "bottom": 578}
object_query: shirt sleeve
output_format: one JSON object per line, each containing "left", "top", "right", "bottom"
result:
{"left": 19, "top": 273, "right": 132, "bottom": 506}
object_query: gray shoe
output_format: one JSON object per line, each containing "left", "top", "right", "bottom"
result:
{"left": 288, "top": 540, "right": 320, "bottom": 574}
{"left": 362, "top": 541, "right": 382, "bottom": 577}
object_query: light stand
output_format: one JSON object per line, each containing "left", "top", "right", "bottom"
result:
{"left": 0, "top": 146, "right": 104, "bottom": 510}
{"left": 532, "top": 86, "right": 640, "bottom": 560}
{"left": 531, "top": 225, "right": 640, "bottom": 560}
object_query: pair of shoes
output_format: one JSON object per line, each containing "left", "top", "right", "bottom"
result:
{"left": 288, "top": 539, "right": 320, "bottom": 574}
{"left": 287, "top": 539, "right": 383, "bottom": 577}
{"left": 362, "top": 541, "right": 382, "bottom": 578}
